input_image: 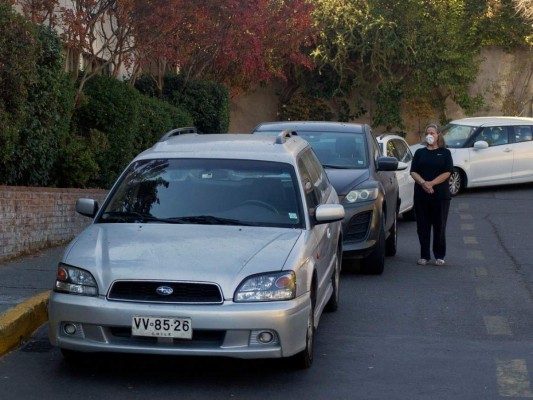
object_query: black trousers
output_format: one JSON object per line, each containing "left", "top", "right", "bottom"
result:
{"left": 414, "top": 199, "right": 451, "bottom": 260}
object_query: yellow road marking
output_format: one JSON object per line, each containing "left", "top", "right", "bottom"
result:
{"left": 496, "top": 359, "right": 533, "bottom": 397}
{"left": 461, "top": 223, "right": 475, "bottom": 230}
{"left": 460, "top": 213, "right": 473, "bottom": 220}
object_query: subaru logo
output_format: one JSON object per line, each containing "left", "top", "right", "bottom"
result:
{"left": 156, "top": 286, "right": 174, "bottom": 296}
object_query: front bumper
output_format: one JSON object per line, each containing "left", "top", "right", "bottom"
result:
{"left": 48, "top": 292, "right": 310, "bottom": 359}
{"left": 341, "top": 200, "right": 381, "bottom": 259}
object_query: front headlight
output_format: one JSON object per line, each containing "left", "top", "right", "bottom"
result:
{"left": 54, "top": 263, "right": 98, "bottom": 296}
{"left": 234, "top": 271, "right": 296, "bottom": 302}
{"left": 344, "top": 187, "right": 379, "bottom": 204}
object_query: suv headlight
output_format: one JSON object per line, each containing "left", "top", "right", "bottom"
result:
{"left": 234, "top": 271, "right": 296, "bottom": 302}
{"left": 54, "top": 263, "right": 98, "bottom": 296}
{"left": 344, "top": 187, "right": 379, "bottom": 204}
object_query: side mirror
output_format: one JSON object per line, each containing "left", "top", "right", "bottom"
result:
{"left": 376, "top": 156, "right": 399, "bottom": 171}
{"left": 315, "top": 204, "right": 345, "bottom": 224}
{"left": 76, "top": 198, "right": 99, "bottom": 218}
{"left": 397, "top": 161, "right": 408, "bottom": 171}
{"left": 473, "top": 140, "right": 489, "bottom": 150}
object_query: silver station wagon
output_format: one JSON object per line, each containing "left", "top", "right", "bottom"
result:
{"left": 48, "top": 131, "right": 345, "bottom": 369}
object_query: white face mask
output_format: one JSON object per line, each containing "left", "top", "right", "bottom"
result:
{"left": 425, "top": 134, "right": 435, "bottom": 145}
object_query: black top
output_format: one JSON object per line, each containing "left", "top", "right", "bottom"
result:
{"left": 410, "top": 147, "right": 454, "bottom": 200}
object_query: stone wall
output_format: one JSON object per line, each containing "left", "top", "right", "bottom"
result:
{"left": 229, "top": 46, "right": 533, "bottom": 146}
{"left": 0, "top": 186, "right": 108, "bottom": 262}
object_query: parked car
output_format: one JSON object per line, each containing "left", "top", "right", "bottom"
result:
{"left": 252, "top": 121, "right": 403, "bottom": 275}
{"left": 377, "top": 134, "right": 416, "bottom": 220}
{"left": 48, "top": 131, "right": 345, "bottom": 369}
{"left": 442, "top": 116, "right": 533, "bottom": 195}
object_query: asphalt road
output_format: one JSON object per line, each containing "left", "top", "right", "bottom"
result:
{"left": 0, "top": 184, "right": 532, "bottom": 400}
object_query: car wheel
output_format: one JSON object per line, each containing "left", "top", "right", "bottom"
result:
{"left": 291, "top": 290, "right": 315, "bottom": 369}
{"left": 325, "top": 246, "right": 341, "bottom": 312}
{"left": 361, "top": 218, "right": 385, "bottom": 275}
{"left": 449, "top": 168, "right": 462, "bottom": 196}
{"left": 385, "top": 210, "right": 397, "bottom": 256}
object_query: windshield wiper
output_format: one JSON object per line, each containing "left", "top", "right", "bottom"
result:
{"left": 101, "top": 212, "right": 252, "bottom": 226}
{"left": 164, "top": 215, "right": 252, "bottom": 226}
{"left": 322, "top": 164, "right": 352, "bottom": 169}
{"left": 100, "top": 211, "right": 173, "bottom": 224}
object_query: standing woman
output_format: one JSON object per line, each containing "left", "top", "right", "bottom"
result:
{"left": 410, "top": 123, "right": 454, "bottom": 266}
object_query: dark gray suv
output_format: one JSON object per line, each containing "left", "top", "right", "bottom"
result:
{"left": 252, "top": 121, "right": 403, "bottom": 274}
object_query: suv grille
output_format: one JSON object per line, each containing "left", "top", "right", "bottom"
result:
{"left": 345, "top": 211, "right": 372, "bottom": 242}
{"left": 108, "top": 281, "right": 223, "bottom": 304}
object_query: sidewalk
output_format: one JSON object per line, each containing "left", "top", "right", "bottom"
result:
{"left": 0, "top": 245, "right": 65, "bottom": 356}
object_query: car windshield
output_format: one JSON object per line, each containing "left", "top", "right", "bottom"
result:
{"left": 97, "top": 158, "right": 304, "bottom": 229}
{"left": 255, "top": 130, "right": 368, "bottom": 169}
{"left": 442, "top": 123, "right": 477, "bottom": 148}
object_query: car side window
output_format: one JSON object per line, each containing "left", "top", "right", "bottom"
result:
{"left": 392, "top": 139, "right": 412, "bottom": 163}
{"left": 386, "top": 141, "right": 399, "bottom": 159}
{"left": 515, "top": 126, "right": 533, "bottom": 143}
{"left": 297, "top": 151, "right": 326, "bottom": 211}
{"left": 478, "top": 126, "right": 509, "bottom": 146}
{"left": 369, "top": 130, "right": 381, "bottom": 160}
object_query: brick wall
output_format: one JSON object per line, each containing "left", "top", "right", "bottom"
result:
{"left": 0, "top": 186, "right": 108, "bottom": 262}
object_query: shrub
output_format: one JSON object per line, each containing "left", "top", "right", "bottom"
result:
{"left": 73, "top": 75, "right": 142, "bottom": 188}
{"left": 135, "top": 74, "right": 230, "bottom": 133}
{"left": 136, "top": 95, "right": 194, "bottom": 150}
{"left": 0, "top": 4, "right": 38, "bottom": 182}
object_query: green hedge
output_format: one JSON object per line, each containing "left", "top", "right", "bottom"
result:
{"left": 135, "top": 74, "right": 230, "bottom": 133}
{"left": 72, "top": 75, "right": 193, "bottom": 188}
{"left": 0, "top": 5, "right": 74, "bottom": 186}
{"left": 135, "top": 95, "right": 194, "bottom": 150}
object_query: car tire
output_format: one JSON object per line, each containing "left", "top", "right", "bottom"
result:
{"left": 361, "top": 218, "right": 385, "bottom": 275}
{"left": 385, "top": 210, "right": 397, "bottom": 256}
{"left": 449, "top": 168, "right": 462, "bottom": 196}
{"left": 291, "top": 290, "right": 315, "bottom": 369}
{"left": 325, "top": 246, "right": 341, "bottom": 312}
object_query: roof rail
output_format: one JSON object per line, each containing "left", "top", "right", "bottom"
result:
{"left": 158, "top": 127, "right": 198, "bottom": 142}
{"left": 276, "top": 130, "right": 297, "bottom": 144}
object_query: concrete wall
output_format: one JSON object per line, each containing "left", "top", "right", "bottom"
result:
{"left": 229, "top": 46, "right": 533, "bottom": 145}
{"left": 0, "top": 186, "right": 107, "bottom": 262}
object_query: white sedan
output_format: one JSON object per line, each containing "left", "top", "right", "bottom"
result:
{"left": 377, "top": 134, "right": 416, "bottom": 220}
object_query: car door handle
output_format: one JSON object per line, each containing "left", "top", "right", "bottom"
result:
{"left": 503, "top": 148, "right": 512, "bottom": 152}
{"left": 327, "top": 228, "right": 331, "bottom": 239}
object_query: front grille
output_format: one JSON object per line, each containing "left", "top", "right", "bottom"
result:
{"left": 108, "top": 281, "right": 223, "bottom": 304}
{"left": 344, "top": 211, "right": 372, "bottom": 241}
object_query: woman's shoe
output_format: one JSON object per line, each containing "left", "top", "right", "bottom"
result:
{"left": 435, "top": 259, "right": 445, "bottom": 266}
{"left": 417, "top": 258, "right": 429, "bottom": 265}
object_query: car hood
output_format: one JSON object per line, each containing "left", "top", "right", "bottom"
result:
{"left": 62, "top": 224, "right": 302, "bottom": 298}
{"left": 325, "top": 168, "right": 370, "bottom": 195}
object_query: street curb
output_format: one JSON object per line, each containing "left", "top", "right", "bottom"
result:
{"left": 0, "top": 291, "right": 50, "bottom": 357}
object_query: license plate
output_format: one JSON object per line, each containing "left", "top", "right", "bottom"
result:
{"left": 132, "top": 316, "right": 192, "bottom": 339}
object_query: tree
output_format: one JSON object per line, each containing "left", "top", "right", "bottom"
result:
{"left": 514, "top": 0, "right": 533, "bottom": 22}
{"left": 132, "top": 0, "right": 318, "bottom": 96}
{"left": 309, "top": 0, "right": 485, "bottom": 128}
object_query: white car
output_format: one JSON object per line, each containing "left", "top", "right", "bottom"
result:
{"left": 442, "top": 116, "right": 533, "bottom": 195}
{"left": 377, "top": 134, "right": 416, "bottom": 220}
